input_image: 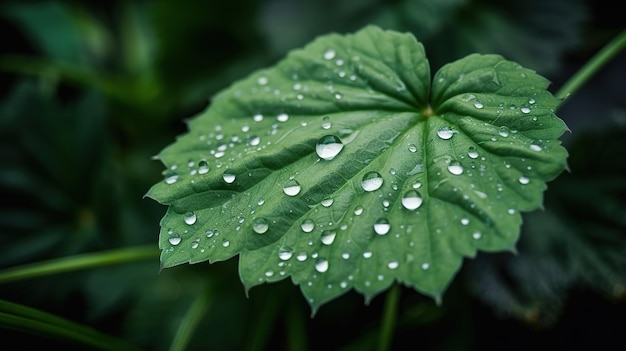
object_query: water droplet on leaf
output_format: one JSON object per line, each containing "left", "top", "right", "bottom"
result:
{"left": 373, "top": 218, "right": 391, "bottom": 235}
{"left": 401, "top": 190, "right": 423, "bottom": 210}
{"left": 316, "top": 135, "right": 344, "bottom": 160}
{"left": 184, "top": 211, "right": 197, "bottom": 225}
{"left": 283, "top": 179, "right": 302, "bottom": 196}
{"left": 252, "top": 217, "right": 269, "bottom": 234}
{"left": 361, "top": 171, "right": 383, "bottom": 192}
{"left": 315, "top": 258, "right": 329, "bottom": 272}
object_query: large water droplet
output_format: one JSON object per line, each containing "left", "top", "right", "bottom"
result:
{"left": 252, "top": 217, "right": 269, "bottom": 234}
{"left": 283, "top": 179, "right": 302, "bottom": 196}
{"left": 168, "top": 231, "right": 181, "bottom": 246}
{"left": 530, "top": 144, "right": 542, "bottom": 151}
{"left": 387, "top": 261, "right": 399, "bottom": 270}
{"left": 278, "top": 247, "right": 294, "bottom": 260}
{"left": 301, "top": 219, "right": 315, "bottom": 233}
{"left": 448, "top": 161, "right": 464, "bottom": 175}
{"left": 321, "top": 230, "right": 337, "bottom": 245}
{"left": 316, "top": 135, "right": 344, "bottom": 160}
{"left": 354, "top": 206, "right": 364, "bottom": 216}
{"left": 277, "top": 113, "right": 289, "bottom": 122}
{"left": 361, "top": 171, "right": 383, "bottom": 192}
{"left": 401, "top": 190, "right": 423, "bottom": 210}
{"left": 323, "top": 49, "right": 336, "bottom": 60}
{"left": 197, "top": 160, "right": 209, "bottom": 174}
{"left": 223, "top": 169, "right": 236, "bottom": 183}
{"left": 373, "top": 218, "right": 391, "bottom": 235}
{"left": 518, "top": 176, "right": 530, "bottom": 185}
{"left": 498, "top": 126, "right": 510, "bottom": 137}
{"left": 468, "top": 146, "right": 479, "bottom": 159}
{"left": 315, "top": 258, "right": 329, "bottom": 272}
{"left": 322, "top": 116, "right": 332, "bottom": 130}
{"left": 321, "top": 197, "right": 334, "bottom": 207}
{"left": 164, "top": 170, "right": 179, "bottom": 184}
{"left": 184, "top": 211, "right": 197, "bottom": 225}
{"left": 437, "top": 126, "right": 456, "bottom": 140}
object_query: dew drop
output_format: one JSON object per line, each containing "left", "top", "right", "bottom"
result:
{"left": 301, "top": 219, "right": 315, "bottom": 233}
{"left": 507, "top": 208, "right": 516, "bottom": 215}
{"left": 253, "top": 114, "right": 263, "bottom": 122}
{"left": 283, "top": 179, "right": 302, "bottom": 196}
{"left": 460, "top": 217, "right": 470, "bottom": 225}
{"left": 222, "top": 239, "right": 230, "bottom": 247}
{"left": 361, "top": 171, "right": 383, "bottom": 192}
{"left": 321, "top": 230, "right": 337, "bottom": 245}
{"left": 296, "top": 252, "right": 307, "bottom": 261}
{"left": 191, "top": 239, "right": 200, "bottom": 249}
{"left": 518, "top": 176, "right": 530, "bottom": 185}
{"left": 249, "top": 135, "right": 260, "bottom": 146}
{"left": 354, "top": 206, "right": 364, "bottom": 216}
{"left": 322, "top": 116, "right": 332, "bottom": 129}
{"left": 472, "top": 231, "right": 482, "bottom": 240}
{"left": 321, "top": 197, "right": 334, "bottom": 207}
{"left": 474, "top": 102, "right": 484, "bottom": 109}
{"left": 408, "top": 144, "right": 417, "bottom": 153}
{"left": 315, "top": 258, "right": 329, "bottom": 273}
{"left": 521, "top": 107, "right": 531, "bottom": 114}
{"left": 447, "top": 161, "right": 464, "bottom": 175}
{"left": 278, "top": 247, "right": 294, "bottom": 261}
{"left": 277, "top": 113, "right": 289, "bottom": 122}
{"left": 387, "top": 261, "right": 399, "bottom": 270}
{"left": 316, "top": 135, "right": 344, "bottom": 160}
{"left": 184, "top": 211, "right": 197, "bottom": 225}
{"left": 421, "top": 262, "right": 430, "bottom": 270}
{"left": 530, "top": 144, "right": 542, "bottom": 151}
{"left": 401, "top": 190, "right": 423, "bottom": 210}
{"left": 164, "top": 171, "right": 179, "bottom": 184}
{"left": 498, "top": 126, "right": 510, "bottom": 137}
{"left": 468, "top": 146, "right": 479, "bottom": 159}
{"left": 252, "top": 217, "right": 269, "bottom": 234}
{"left": 197, "top": 160, "right": 209, "bottom": 174}
{"left": 437, "top": 126, "right": 456, "bottom": 140}
{"left": 323, "top": 49, "right": 336, "bottom": 60}
{"left": 168, "top": 232, "right": 181, "bottom": 246}
{"left": 373, "top": 218, "right": 391, "bottom": 235}
{"left": 222, "top": 169, "right": 236, "bottom": 183}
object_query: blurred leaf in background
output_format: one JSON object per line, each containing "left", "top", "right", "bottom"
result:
{"left": 0, "top": 0, "right": 624, "bottom": 350}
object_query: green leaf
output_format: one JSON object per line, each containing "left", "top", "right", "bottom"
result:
{"left": 147, "top": 25, "right": 568, "bottom": 313}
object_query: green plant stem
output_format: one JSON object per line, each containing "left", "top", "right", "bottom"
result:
{"left": 0, "top": 300, "right": 142, "bottom": 351}
{"left": 0, "top": 245, "right": 159, "bottom": 284}
{"left": 168, "top": 286, "right": 213, "bottom": 351}
{"left": 555, "top": 29, "right": 626, "bottom": 103}
{"left": 378, "top": 284, "right": 400, "bottom": 351}
{"left": 286, "top": 296, "right": 308, "bottom": 351}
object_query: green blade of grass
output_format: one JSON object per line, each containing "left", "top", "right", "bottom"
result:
{"left": 0, "top": 300, "right": 142, "bottom": 351}
{"left": 0, "top": 245, "right": 159, "bottom": 284}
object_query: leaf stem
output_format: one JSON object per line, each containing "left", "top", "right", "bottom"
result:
{"left": 555, "top": 29, "right": 626, "bottom": 104}
{"left": 378, "top": 284, "right": 400, "bottom": 351}
{"left": 168, "top": 286, "right": 213, "bottom": 351}
{"left": 0, "top": 245, "right": 159, "bottom": 284}
{"left": 0, "top": 299, "right": 142, "bottom": 351}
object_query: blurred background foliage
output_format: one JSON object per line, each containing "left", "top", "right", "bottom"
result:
{"left": 0, "top": 0, "right": 624, "bottom": 350}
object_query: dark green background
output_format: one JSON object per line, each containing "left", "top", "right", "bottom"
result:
{"left": 0, "top": 0, "right": 624, "bottom": 350}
